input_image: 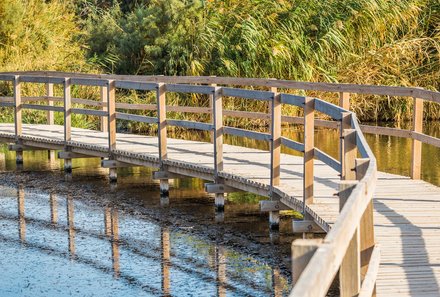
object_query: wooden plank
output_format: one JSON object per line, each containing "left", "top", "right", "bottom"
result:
{"left": 303, "top": 97, "right": 315, "bottom": 208}
{"left": 19, "top": 75, "right": 65, "bottom": 84}
{"left": 359, "top": 245, "right": 380, "bottom": 297}
{"left": 342, "top": 129, "right": 357, "bottom": 180}
{"left": 14, "top": 75, "right": 22, "bottom": 137}
{"left": 314, "top": 148, "right": 341, "bottom": 173}
{"left": 107, "top": 80, "right": 116, "bottom": 151}
{"left": 152, "top": 171, "right": 186, "bottom": 180}
{"left": 22, "top": 104, "right": 64, "bottom": 112}
{"left": 71, "top": 108, "right": 108, "bottom": 117}
{"left": 115, "top": 102, "right": 155, "bottom": 110}
{"left": 58, "top": 151, "right": 96, "bottom": 159}
{"left": 0, "top": 102, "right": 14, "bottom": 107}
{"left": 204, "top": 183, "right": 243, "bottom": 193}
{"left": 280, "top": 93, "right": 305, "bottom": 107}
{"left": 63, "top": 78, "right": 71, "bottom": 142}
{"left": 292, "top": 220, "right": 325, "bottom": 233}
{"left": 223, "top": 127, "right": 271, "bottom": 142}
{"left": 5, "top": 71, "right": 440, "bottom": 102}
{"left": 114, "top": 80, "right": 156, "bottom": 90}
{"left": 224, "top": 110, "right": 270, "bottom": 120}
{"left": 411, "top": 97, "right": 423, "bottom": 179}
{"left": 339, "top": 181, "right": 361, "bottom": 297}
{"left": 213, "top": 87, "right": 223, "bottom": 173}
{"left": 46, "top": 83, "right": 54, "bottom": 125}
{"left": 115, "top": 112, "right": 157, "bottom": 124}
{"left": 168, "top": 105, "right": 211, "bottom": 113}
{"left": 165, "top": 83, "right": 214, "bottom": 95}
{"left": 314, "top": 98, "right": 345, "bottom": 120}
{"left": 260, "top": 200, "right": 291, "bottom": 212}
{"left": 222, "top": 87, "right": 273, "bottom": 101}
{"left": 167, "top": 119, "right": 213, "bottom": 131}
{"left": 281, "top": 137, "right": 304, "bottom": 152}
{"left": 100, "top": 86, "right": 108, "bottom": 132}
{"left": 412, "top": 131, "right": 440, "bottom": 148}
{"left": 270, "top": 92, "right": 281, "bottom": 187}
{"left": 292, "top": 239, "right": 322, "bottom": 284}
{"left": 8, "top": 144, "right": 47, "bottom": 151}
{"left": 157, "top": 83, "right": 167, "bottom": 162}
{"left": 356, "top": 158, "right": 376, "bottom": 280}
{"left": 339, "top": 92, "right": 350, "bottom": 110}
{"left": 101, "top": 159, "right": 133, "bottom": 168}
{"left": 70, "top": 77, "right": 107, "bottom": 86}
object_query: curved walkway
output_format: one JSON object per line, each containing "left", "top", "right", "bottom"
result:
{"left": 0, "top": 123, "right": 439, "bottom": 296}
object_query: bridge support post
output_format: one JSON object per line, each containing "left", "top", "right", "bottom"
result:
{"left": 109, "top": 167, "right": 117, "bottom": 183}
{"left": 213, "top": 87, "right": 225, "bottom": 214}
{"left": 157, "top": 83, "right": 169, "bottom": 203}
{"left": 64, "top": 158, "right": 72, "bottom": 173}
{"left": 269, "top": 87, "right": 281, "bottom": 230}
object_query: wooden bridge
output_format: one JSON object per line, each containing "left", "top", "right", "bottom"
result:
{"left": 0, "top": 71, "right": 439, "bottom": 296}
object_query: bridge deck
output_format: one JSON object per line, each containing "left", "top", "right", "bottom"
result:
{"left": 0, "top": 124, "right": 439, "bottom": 296}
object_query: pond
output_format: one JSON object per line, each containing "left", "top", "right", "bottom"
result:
{"left": 0, "top": 146, "right": 293, "bottom": 297}
{"left": 0, "top": 120, "right": 438, "bottom": 296}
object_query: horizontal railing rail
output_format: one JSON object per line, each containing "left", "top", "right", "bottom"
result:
{"left": 1, "top": 71, "right": 439, "bottom": 297}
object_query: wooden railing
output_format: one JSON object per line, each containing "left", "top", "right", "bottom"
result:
{"left": 0, "top": 71, "right": 439, "bottom": 296}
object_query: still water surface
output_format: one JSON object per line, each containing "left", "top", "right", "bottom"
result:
{"left": 0, "top": 146, "right": 293, "bottom": 297}
{"left": 0, "top": 122, "right": 438, "bottom": 296}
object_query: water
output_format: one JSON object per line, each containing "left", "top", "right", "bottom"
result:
{"left": 0, "top": 121, "right": 438, "bottom": 296}
{"left": 0, "top": 147, "right": 293, "bottom": 297}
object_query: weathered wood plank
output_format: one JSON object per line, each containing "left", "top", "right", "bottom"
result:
{"left": 303, "top": 97, "right": 315, "bottom": 207}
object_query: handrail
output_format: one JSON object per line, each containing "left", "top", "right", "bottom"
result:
{"left": 0, "top": 71, "right": 439, "bottom": 297}
{"left": 1, "top": 71, "right": 439, "bottom": 103}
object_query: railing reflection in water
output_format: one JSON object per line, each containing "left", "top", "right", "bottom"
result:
{"left": 1, "top": 185, "right": 289, "bottom": 296}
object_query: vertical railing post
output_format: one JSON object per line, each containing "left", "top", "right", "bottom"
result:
{"left": 46, "top": 82, "right": 56, "bottom": 160}
{"left": 46, "top": 83, "right": 54, "bottom": 125}
{"left": 209, "top": 77, "right": 217, "bottom": 144}
{"left": 291, "top": 239, "right": 322, "bottom": 284}
{"left": 356, "top": 158, "right": 376, "bottom": 284}
{"left": 13, "top": 75, "right": 23, "bottom": 165}
{"left": 63, "top": 78, "right": 72, "bottom": 143}
{"left": 303, "top": 97, "right": 315, "bottom": 211}
{"left": 101, "top": 85, "right": 108, "bottom": 132}
{"left": 410, "top": 97, "right": 423, "bottom": 180}
{"left": 269, "top": 89, "right": 281, "bottom": 229}
{"left": 63, "top": 78, "right": 72, "bottom": 173}
{"left": 339, "top": 125, "right": 361, "bottom": 297}
{"left": 213, "top": 87, "right": 224, "bottom": 210}
{"left": 341, "top": 112, "right": 355, "bottom": 180}
{"left": 13, "top": 75, "right": 22, "bottom": 138}
{"left": 339, "top": 92, "right": 350, "bottom": 162}
{"left": 157, "top": 83, "right": 167, "bottom": 162}
{"left": 339, "top": 92, "right": 350, "bottom": 110}
{"left": 107, "top": 80, "right": 116, "bottom": 152}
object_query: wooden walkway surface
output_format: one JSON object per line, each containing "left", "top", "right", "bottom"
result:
{"left": 0, "top": 124, "right": 439, "bottom": 296}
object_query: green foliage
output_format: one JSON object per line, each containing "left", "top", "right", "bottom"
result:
{"left": 0, "top": 0, "right": 439, "bottom": 123}
{"left": 0, "top": 0, "right": 90, "bottom": 72}
{"left": 83, "top": 0, "right": 205, "bottom": 74}
{"left": 83, "top": 0, "right": 439, "bottom": 121}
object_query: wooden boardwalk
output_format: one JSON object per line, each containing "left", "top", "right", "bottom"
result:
{"left": 0, "top": 123, "right": 439, "bottom": 296}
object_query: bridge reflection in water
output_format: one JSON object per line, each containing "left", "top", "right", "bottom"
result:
{"left": 1, "top": 184, "right": 288, "bottom": 296}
